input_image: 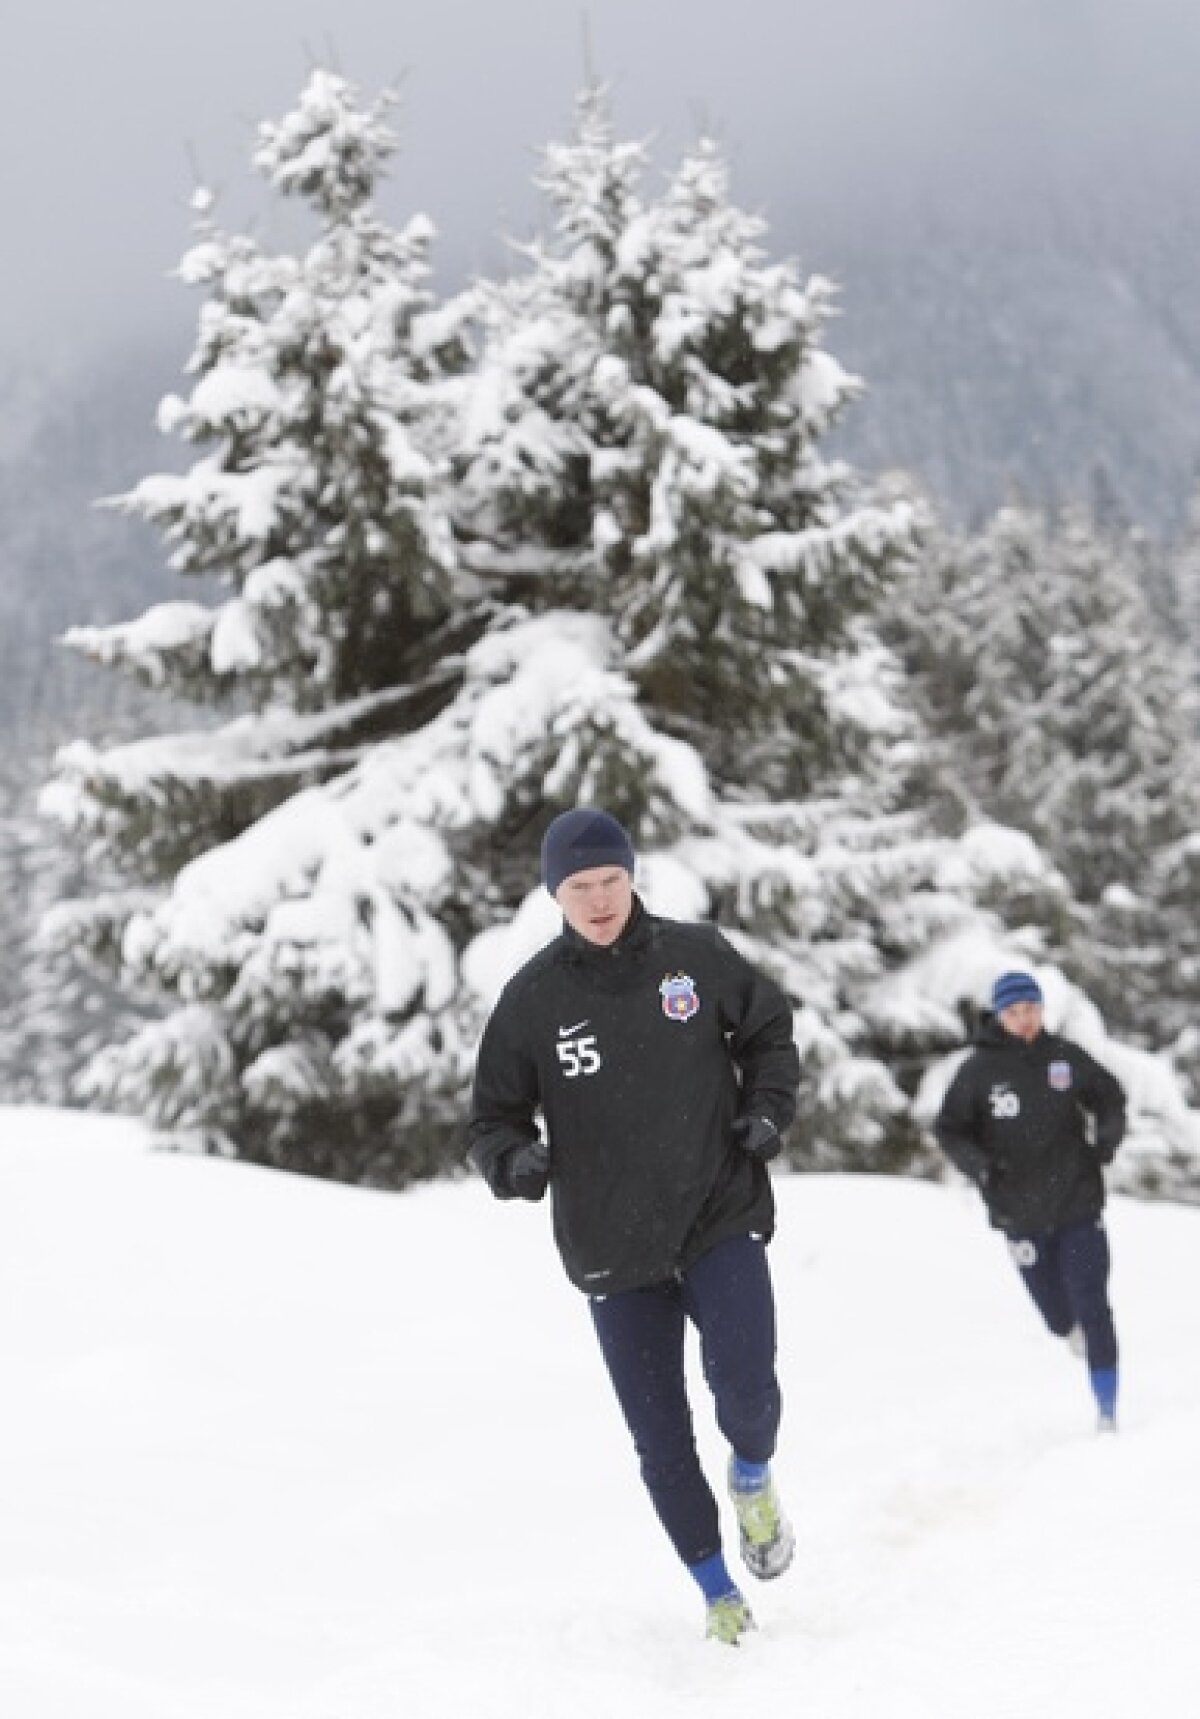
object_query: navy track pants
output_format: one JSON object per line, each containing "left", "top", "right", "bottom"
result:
{"left": 1008, "top": 1216, "right": 1118, "bottom": 1370}
{"left": 588, "top": 1233, "right": 782, "bottom": 1568}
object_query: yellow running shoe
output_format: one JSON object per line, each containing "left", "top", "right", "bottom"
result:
{"left": 705, "top": 1591, "right": 756, "bottom": 1645}
{"left": 728, "top": 1460, "right": 795, "bottom": 1581}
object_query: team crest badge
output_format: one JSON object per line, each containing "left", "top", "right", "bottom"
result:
{"left": 1048, "top": 1060, "right": 1073, "bottom": 1091}
{"left": 659, "top": 972, "right": 700, "bottom": 1022}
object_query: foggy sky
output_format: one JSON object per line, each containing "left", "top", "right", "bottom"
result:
{"left": 4, "top": 0, "right": 1199, "bottom": 376}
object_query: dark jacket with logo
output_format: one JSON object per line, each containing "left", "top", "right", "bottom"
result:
{"left": 468, "top": 897, "right": 800, "bottom": 1295}
{"left": 934, "top": 1016, "right": 1126, "bottom": 1235}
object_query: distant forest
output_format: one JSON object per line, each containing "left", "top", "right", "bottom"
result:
{"left": 813, "top": 174, "right": 1200, "bottom": 537}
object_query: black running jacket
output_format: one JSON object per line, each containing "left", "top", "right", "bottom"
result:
{"left": 934, "top": 1016, "right": 1126, "bottom": 1234}
{"left": 468, "top": 898, "right": 800, "bottom": 1295}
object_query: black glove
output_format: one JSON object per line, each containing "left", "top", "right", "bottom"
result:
{"left": 1095, "top": 1141, "right": 1118, "bottom": 1166}
{"left": 733, "top": 1115, "right": 781, "bottom": 1163}
{"left": 502, "top": 1138, "right": 551, "bottom": 1201}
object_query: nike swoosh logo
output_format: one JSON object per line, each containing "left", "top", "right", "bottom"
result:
{"left": 559, "top": 1020, "right": 590, "bottom": 1037}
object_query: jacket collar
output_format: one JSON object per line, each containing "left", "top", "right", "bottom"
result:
{"left": 561, "top": 893, "right": 652, "bottom": 964}
{"left": 978, "top": 1012, "right": 1047, "bottom": 1052}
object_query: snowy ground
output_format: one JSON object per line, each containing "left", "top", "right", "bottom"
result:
{"left": 0, "top": 1108, "right": 1196, "bottom": 1718}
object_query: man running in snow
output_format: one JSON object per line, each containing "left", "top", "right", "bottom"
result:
{"left": 468, "top": 808, "right": 801, "bottom": 1643}
{"left": 934, "top": 969, "right": 1127, "bottom": 1430}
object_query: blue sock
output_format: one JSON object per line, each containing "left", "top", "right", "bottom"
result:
{"left": 688, "top": 1550, "right": 739, "bottom": 1602}
{"left": 730, "top": 1453, "right": 770, "bottom": 1493}
{"left": 1090, "top": 1365, "right": 1119, "bottom": 1418}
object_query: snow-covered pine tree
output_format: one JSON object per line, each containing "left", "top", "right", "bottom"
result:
{"left": 40, "top": 79, "right": 1075, "bottom": 1185}
{"left": 0, "top": 772, "right": 147, "bottom": 1108}
{"left": 0, "top": 754, "right": 79, "bottom": 1103}
{"left": 450, "top": 89, "right": 1066, "bottom": 1172}
{"left": 41, "top": 70, "right": 480, "bottom": 1179}
{"left": 888, "top": 502, "right": 1200, "bottom": 1099}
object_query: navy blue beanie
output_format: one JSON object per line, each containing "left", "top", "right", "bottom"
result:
{"left": 540, "top": 808, "right": 635, "bottom": 895}
{"left": 991, "top": 970, "right": 1043, "bottom": 1012}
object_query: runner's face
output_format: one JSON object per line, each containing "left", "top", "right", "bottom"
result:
{"left": 555, "top": 866, "right": 634, "bottom": 947}
{"left": 999, "top": 1000, "right": 1043, "bottom": 1042}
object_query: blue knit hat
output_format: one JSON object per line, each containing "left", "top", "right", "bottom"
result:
{"left": 540, "top": 808, "right": 635, "bottom": 895}
{"left": 991, "top": 970, "right": 1043, "bottom": 1012}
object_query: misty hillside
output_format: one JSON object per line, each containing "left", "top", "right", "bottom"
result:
{"left": 0, "top": 346, "right": 184, "bottom": 752}
{"left": 815, "top": 174, "right": 1200, "bottom": 533}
